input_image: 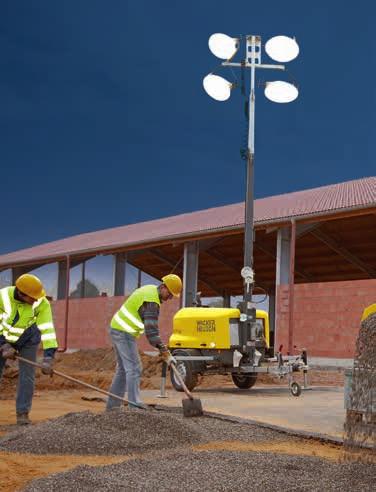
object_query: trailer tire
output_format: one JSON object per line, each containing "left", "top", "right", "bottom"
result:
{"left": 170, "top": 350, "right": 199, "bottom": 392}
{"left": 232, "top": 373, "right": 258, "bottom": 389}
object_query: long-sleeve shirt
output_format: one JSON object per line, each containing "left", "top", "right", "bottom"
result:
{"left": 138, "top": 301, "right": 166, "bottom": 350}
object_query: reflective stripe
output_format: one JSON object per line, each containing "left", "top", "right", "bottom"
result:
{"left": 8, "top": 327, "right": 24, "bottom": 334}
{"left": 33, "top": 298, "right": 44, "bottom": 309}
{"left": 4, "top": 334, "right": 18, "bottom": 342}
{"left": 1, "top": 289, "right": 11, "bottom": 316}
{"left": 38, "top": 322, "right": 54, "bottom": 331}
{"left": 120, "top": 306, "right": 144, "bottom": 329}
{"left": 2, "top": 321, "right": 12, "bottom": 330}
{"left": 41, "top": 333, "right": 57, "bottom": 341}
{"left": 114, "top": 313, "right": 138, "bottom": 334}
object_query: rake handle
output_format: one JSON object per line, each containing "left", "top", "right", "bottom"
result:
{"left": 16, "top": 355, "right": 133, "bottom": 406}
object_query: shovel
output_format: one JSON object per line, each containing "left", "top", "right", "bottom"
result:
{"left": 170, "top": 361, "right": 203, "bottom": 417}
{"left": 15, "top": 356, "right": 149, "bottom": 410}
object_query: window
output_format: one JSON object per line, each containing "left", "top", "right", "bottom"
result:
{"left": 0, "top": 269, "right": 11, "bottom": 289}
{"left": 29, "top": 263, "right": 58, "bottom": 300}
{"left": 125, "top": 263, "right": 139, "bottom": 296}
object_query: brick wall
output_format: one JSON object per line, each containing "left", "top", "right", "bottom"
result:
{"left": 52, "top": 296, "right": 180, "bottom": 352}
{"left": 51, "top": 279, "right": 376, "bottom": 359}
{"left": 276, "top": 279, "right": 376, "bottom": 358}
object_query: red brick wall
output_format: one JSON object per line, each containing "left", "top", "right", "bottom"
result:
{"left": 51, "top": 296, "right": 180, "bottom": 352}
{"left": 276, "top": 279, "right": 376, "bottom": 358}
{"left": 51, "top": 279, "right": 376, "bottom": 359}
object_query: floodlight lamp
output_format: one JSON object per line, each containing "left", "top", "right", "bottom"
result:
{"left": 203, "top": 74, "right": 232, "bottom": 101}
{"left": 208, "top": 33, "right": 239, "bottom": 60}
{"left": 265, "top": 35, "right": 299, "bottom": 62}
{"left": 264, "top": 81, "right": 298, "bottom": 103}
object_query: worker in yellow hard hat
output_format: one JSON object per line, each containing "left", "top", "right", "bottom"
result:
{"left": 106, "top": 273, "right": 182, "bottom": 410}
{"left": 0, "top": 274, "right": 58, "bottom": 425}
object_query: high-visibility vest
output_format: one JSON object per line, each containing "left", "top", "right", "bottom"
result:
{"left": 0, "top": 286, "right": 58, "bottom": 350}
{"left": 111, "top": 285, "right": 160, "bottom": 337}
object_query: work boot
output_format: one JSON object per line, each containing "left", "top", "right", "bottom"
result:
{"left": 16, "top": 413, "right": 31, "bottom": 425}
{"left": 128, "top": 402, "right": 149, "bottom": 411}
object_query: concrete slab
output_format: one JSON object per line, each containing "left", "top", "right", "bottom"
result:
{"left": 143, "top": 385, "right": 346, "bottom": 440}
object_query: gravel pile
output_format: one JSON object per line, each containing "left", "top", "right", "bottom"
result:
{"left": 345, "top": 313, "right": 376, "bottom": 449}
{"left": 0, "top": 408, "right": 288, "bottom": 456}
{"left": 24, "top": 450, "right": 376, "bottom": 491}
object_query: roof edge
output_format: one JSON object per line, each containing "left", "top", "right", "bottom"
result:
{"left": 1, "top": 201, "right": 375, "bottom": 270}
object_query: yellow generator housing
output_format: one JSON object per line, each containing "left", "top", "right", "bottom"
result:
{"left": 169, "top": 307, "right": 270, "bottom": 350}
{"left": 167, "top": 307, "right": 270, "bottom": 392}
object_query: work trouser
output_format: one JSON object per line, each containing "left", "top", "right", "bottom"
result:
{"left": 106, "top": 328, "right": 143, "bottom": 410}
{"left": 0, "top": 343, "right": 38, "bottom": 414}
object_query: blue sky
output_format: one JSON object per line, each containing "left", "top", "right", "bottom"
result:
{"left": 1, "top": 1, "right": 375, "bottom": 254}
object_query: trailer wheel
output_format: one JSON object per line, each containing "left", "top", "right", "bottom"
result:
{"left": 170, "top": 350, "right": 198, "bottom": 392}
{"left": 232, "top": 373, "right": 258, "bottom": 389}
{"left": 290, "top": 381, "right": 302, "bottom": 397}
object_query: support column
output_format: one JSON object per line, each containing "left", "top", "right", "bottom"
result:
{"left": 113, "top": 253, "right": 126, "bottom": 297}
{"left": 80, "top": 261, "right": 86, "bottom": 298}
{"left": 268, "top": 293, "right": 276, "bottom": 352}
{"left": 57, "top": 261, "right": 68, "bottom": 300}
{"left": 11, "top": 266, "right": 30, "bottom": 284}
{"left": 275, "top": 227, "right": 291, "bottom": 352}
{"left": 288, "top": 220, "right": 297, "bottom": 354}
{"left": 183, "top": 241, "right": 199, "bottom": 308}
{"left": 223, "top": 292, "right": 231, "bottom": 308}
{"left": 276, "top": 227, "right": 291, "bottom": 286}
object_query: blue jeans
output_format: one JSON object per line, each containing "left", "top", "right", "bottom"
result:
{"left": 0, "top": 343, "right": 38, "bottom": 414}
{"left": 106, "top": 328, "right": 143, "bottom": 410}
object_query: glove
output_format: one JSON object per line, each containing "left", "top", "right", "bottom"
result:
{"left": 0, "top": 343, "right": 16, "bottom": 360}
{"left": 41, "top": 357, "right": 54, "bottom": 376}
{"left": 160, "top": 350, "right": 176, "bottom": 367}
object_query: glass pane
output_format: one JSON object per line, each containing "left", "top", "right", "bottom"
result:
{"left": 85, "top": 256, "right": 112, "bottom": 297}
{"left": 200, "top": 296, "right": 224, "bottom": 307}
{"left": 125, "top": 263, "right": 139, "bottom": 296}
{"left": 0, "top": 269, "right": 11, "bottom": 289}
{"left": 69, "top": 264, "right": 84, "bottom": 298}
{"left": 141, "top": 271, "right": 160, "bottom": 287}
{"left": 231, "top": 295, "right": 269, "bottom": 312}
{"left": 29, "top": 263, "right": 58, "bottom": 300}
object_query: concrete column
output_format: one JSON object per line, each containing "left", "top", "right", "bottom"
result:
{"left": 183, "top": 241, "right": 199, "bottom": 307}
{"left": 276, "top": 227, "right": 291, "bottom": 285}
{"left": 57, "top": 261, "right": 68, "bottom": 300}
{"left": 275, "top": 227, "right": 291, "bottom": 351}
{"left": 113, "top": 253, "right": 126, "bottom": 297}
{"left": 80, "top": 261, "right": 86, "bottom": 298}
{"left": 11, "top": 266, "right": 31, "bottom": 284}
{"left": 268, "top": 293, "right": 276, "bottom": 352}
{"left": 223, "top": 292, "right": 231, "bottom": 308}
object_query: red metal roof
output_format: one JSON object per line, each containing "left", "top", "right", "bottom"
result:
{"left": 1, "top": 177, "right": 375, "bottom": 267}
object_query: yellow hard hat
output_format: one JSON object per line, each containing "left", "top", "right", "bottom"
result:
{"left": 16, "top": 274, "right": 46, "bottom": 300}
{"left": 162, "top": 274, "right": 182, "bottom": 297}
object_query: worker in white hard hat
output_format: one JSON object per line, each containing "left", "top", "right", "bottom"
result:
{"left": 106, "top": 274, "right": 182, "bottom": 410}
{"left": 0, "top": 274, "right": 58, "bottom": 425}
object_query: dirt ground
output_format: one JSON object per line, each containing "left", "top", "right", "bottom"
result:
{"left": 0, "top": 348, "right": 345, "bottom": 400}
{"left": 0, "top": 349, "right": 350, "bottom": 491}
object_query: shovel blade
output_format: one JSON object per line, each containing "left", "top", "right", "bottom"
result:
{"left": 182, "top": 397, "right": 203, "bottom": 417}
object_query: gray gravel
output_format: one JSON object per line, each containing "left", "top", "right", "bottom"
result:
{"left": 345, "top": 313, "right": 376, "bottom": 449}
{"left": 24, "top": 450, "right": 376, "bottom": 492}
{"left": 0, "top": 407, "right": 288, "bottom": 455}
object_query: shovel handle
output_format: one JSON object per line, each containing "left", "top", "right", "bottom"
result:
{"left": 15, "top": 355, "right": 135, "bottom": 406}
{"left": 170, "top": 361, "right": 194, "bottom": 399}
